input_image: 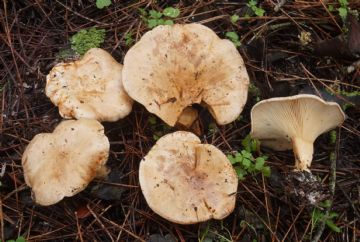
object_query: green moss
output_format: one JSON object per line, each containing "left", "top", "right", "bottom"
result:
{"left": 70, "top": 27, "right": 106, "bottom": 55}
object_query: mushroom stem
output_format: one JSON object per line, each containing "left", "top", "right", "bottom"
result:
{"left": 292, "top": 137, "right": 314, "bottom": 171}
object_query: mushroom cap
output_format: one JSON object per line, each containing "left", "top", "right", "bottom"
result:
{"left": 22, "top": 119, "right": 110, "bottom": 206}
{"left": 46, "top": 48, "right": 133, "bottom": 122}
{"left": 123, "top": 24, "right": 249, "bottom": 126}
{"left": 250, "top": 94, "right": 345, "bottom": 151}
{"left": 176, "top": 106, "right": 198, "bottom": 128}
{"left": 139, "top": 131, "right": 238, "bottom": 224}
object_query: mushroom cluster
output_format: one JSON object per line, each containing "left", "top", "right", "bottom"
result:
{"left": 22, "top": 22, "right": 345, "bottom": 226}
{"left": 22, "top": 48, "right": 133, "bottom": 205}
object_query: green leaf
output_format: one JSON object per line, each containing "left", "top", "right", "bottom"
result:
{"left": 241, "top": 150, "right": 252, "bottom": 159}
{"left": 235, "top": 152, "right": 242, "bottom": 162}
{"left": 255, "top": 157, "right": 265, "bottom": 170}
{"left": 325, "top": 220, "right": 341, "bottom": 233}
{"left": 164, "top": 19, "right": 174, "bottom": 25}
{"left": 230, "top": 14, "right": 240, "bottom": 23}
{"left": 227, "top": 155, "right": 237, "bottom": 164}
{"left": 254, "top": 7, "right": 265, "bottom": 17}
{"left": 241, "top": 135, "right": 252, "bottom": 152}
{"left": 147, "top": 19, "right": 159, "bottom": 28}
{"left": 157, "top": 19, "right": 165, "bottom": 25}
{"left": 247, "top": 0, "right": 257, "bottom": 7}
{"left": 15, "top": 236, "right": 26, "bottom": 242}
{"left": 225, "top": 31, "right": 239, "bottom": 41}
{"left": 149, "top": 10, "right": 162, "bottom": 19}
{"left": 163, "top": 7, "right": 180, "bottom": 18}
{"left": 124, "top": 32, "right": 133, "bottom": 46}
{"left": 320, "top": 199, "right": 332, "bottom": 208}
{"left": 338, "top": 7, "right": 347, "bottom": 19}
{"left": 138, "top": 8, "right": 147, "bottom": 16}
{"left": 235, "top": 167, "right": 247, "bottom": 180}
{"left": 328, "top": 212, "right": 339, "bottom": 219}
{"left": 261, "top": 166, "right": 271, "bottom": 177}
{"left": 96, "top": 0, "right": 111, "bottom": 9}
{"left": 338, "top": 0, "right": 348, "bottom": 7}
{"left": 328, "top": 4, "right": 334, "bottom": 12}
{"left": 242, "top": 158, "right": 251, "bottom": 168}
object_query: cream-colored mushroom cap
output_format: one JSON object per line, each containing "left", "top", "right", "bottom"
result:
{"left": 22, "top": 119, "right": 110, "bottom": 206}
{"left": 46, "top": 48, "right": 133, "bottom": 122}
{"left": 250, "top": 94, "right": 345, "bottom": 171}
{"left": 123, "top": 23, "right": 249, "bottom": 126}
{"left": 139, "top": 131, "right": 238, "bottom": 224}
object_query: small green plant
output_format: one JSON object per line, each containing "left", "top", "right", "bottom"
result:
{"left": 124, "top": 32, "right": 134, "bottom": 46}
{"left": 339, "top": 89, "right": 360, "bottom": 97}
{"left": 198, "top": 221, "right": 232, "bottom": 242}
{"left": 225, "top": 32, "right": 241, "bottom": 47}
{"left": 230, "top": 14, "right": 240, "bottom": 24}
{"left": 139, "top": 7, "right": 180, "bottom": 29}
{"left": 147, "top": 115, "right": 171, "bottom": 140}
{"left": 247, "top": 0, "right": 265, "bottom": 17}
{"left": 70, "top": 27, "right": 106, "bottom": 55}
{"left": 208, "top": 122, "right": 218, "bottom": 135}
{"left": 311, "top": 200, "right": 341, "bottom": 233}
{"left": 249, "top": 82, "right": 261, "bottom": 101}
{"left": 227, "top": 135, "right": 270, "bottom": 180}
{"left": 329, "top": 130, "right": 337, "bottom": 144}
{"left": 337, "top": 0, "right": 349, "bottom": 21}
{"left": 5, "top": 236, "right": 26, "bottom": 242}
{"left": 96, "top": 0, "right": 111, "bottom": 9}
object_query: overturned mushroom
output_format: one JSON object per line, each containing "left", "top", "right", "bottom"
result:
{"left": 250, "top": 94, "right": 345, "bottom": 171}
{"left": 123, "top": 23, "right": 249, "bottom": 126}
{"left": 46, "top": 48, "right": 133, "bottom": 122}
{"left": 139, "top": 131, "right": 238, "bottom": 224}
{"left": 22, "top": 119, "right": 110, "bottom": 206}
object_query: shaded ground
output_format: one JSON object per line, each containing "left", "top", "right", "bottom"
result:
{"left": 1, "top": 1, "right": 359, "bottom": 241}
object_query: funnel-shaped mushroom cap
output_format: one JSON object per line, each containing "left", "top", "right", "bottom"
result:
{"left": 123, "top": 24, "right": 249, "bottom": 126}
{"left": 250, "top": 94, "right": 345, "bottom": 171}
{"left": 22, "top": 119, "right": 110, "bottom": 206}
{"left": 46, "top": 48, "right": 133, "bottom": 122}
{"left": 139, "top": 131, "right": 238, "bottom": 224}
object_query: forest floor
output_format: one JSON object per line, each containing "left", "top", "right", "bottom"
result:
{"left": 1, "top": 1, "right": 359, "bottom": 241}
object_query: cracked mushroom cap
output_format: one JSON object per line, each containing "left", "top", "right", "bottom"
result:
{"left": 46, "top": 48, "right": 133, "bottom": 122}
{"left": 22, "top": 119, "right": 110, "bottom": 206}
{"left": 123, "top": 24, "right": 249, "bottom": 126}
{"left": 139, "top": 131, "right": 238, "bottom": 224}
{"left": 250, "top": 94, "right": 345, "bottom": 171}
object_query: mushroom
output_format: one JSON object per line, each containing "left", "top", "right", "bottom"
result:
{"left": 46, "top": 48, "right": 133, "bottom": 122}
{"left": 250, "top": 94, "right": 345, "bottom": 171}
{"left": 176, "top": 106, "right": 198, "bottom": 129}
{"left": 139, "top": 131, "right": 238, "bottom": 224}
{"left": 122, "top": 23, "right": 249, "bottom": 126}
{"left": 22, "top": 119, "right": 110, "bottom": 206}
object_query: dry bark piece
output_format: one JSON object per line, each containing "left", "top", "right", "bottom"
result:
{"left": 46, "top": 48, "right": 133, "bottom": 122}
{"left": 123, "top": 23, "right": 249, "bottom": 126}
{"left": 22, "top": 119, "right": 110, "bottom": 206}
{"left": 139, "top": 131, "right": 238, "bottom": 224}
{"left": 250, "top": 94, "right": 345, "bottom": 171}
